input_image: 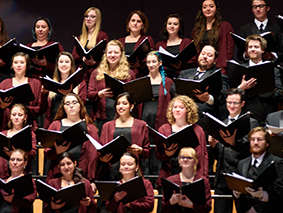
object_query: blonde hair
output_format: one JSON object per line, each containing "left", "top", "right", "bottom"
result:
{"left": 79, "top": 7, "right": 102, "bottom": 50}
{"left": 178, "top": 147, "right": 198, "bottom": 174}
{"left": 49, "top": 52, "right": 79, "bottom": 100}
{"left": 166, "top": 95, "right": 199, "bottom": 125}
{"left": 96, "top": 40, "right": 130, "bottom": 81}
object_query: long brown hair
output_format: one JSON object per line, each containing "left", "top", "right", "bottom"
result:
{"left": 0, "top": 18, "right": 9, "bottom": 46}
{"left": 53, "top": 93, "right": 93, "bottom": 126}
{"left": 193, "top": 0, "right": 222, "bottom": 51}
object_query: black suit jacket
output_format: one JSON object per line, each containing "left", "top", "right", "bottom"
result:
{"left": 240, "top": 62, "right": 282, "bottom": 126}
{"left": 237, "top": 20, "right": 283, "bottom": 63}
{"left": 236, "top": 152, "right": 283, "bottom": 213}
{"left": 212, "top": 116, "right": 258, "bottom": 189}
{"left": 176, "top": 66, "right": 229, "bottom": 128}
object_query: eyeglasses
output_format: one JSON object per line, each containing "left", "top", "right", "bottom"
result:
{"left": 64, "top": 100, "right": 79, "bottom": 107}
{"left": 250, "top": 137, "right": 265, "bottom": 142}
{"left": 84, "top": 15, "right": 96, "bottom": 19}
{"left": 178, "top": 156, "right": 194, "bottom": 160}
{"left": 10, "top": 158, "right": 23, "bottom": 162}
{"left": 227, "top": 101, "right": 241, "bottom": 106}
{"left": 252, "top": 4, "right": 266, "bottom": 9}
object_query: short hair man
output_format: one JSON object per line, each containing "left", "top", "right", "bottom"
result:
{"left": 177, "top": 45, "right": 229, "bottom": 128}
{"left": 237, "top": 0, "right": 283, "bottom": 63}
{"left": 233, "top": 127, "right": 283, "bottom": 213}
{"left": 238, "top": 34, "right": 282, "bottom": 126}
{"left": 208, "top": 88, "right": 258, "bottom": 213}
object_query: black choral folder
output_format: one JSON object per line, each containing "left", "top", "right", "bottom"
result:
{"left": 231, "top": 32, "right": 276, "bottom": 53}
{"left": 203, "top": 112, "right": 251, "bottom": 147}
{"left": 126, "top": 37, "right": 151, "bottom": 63}
{"left": 73, "top": 36, "right": 106, "bottom": 61}
{"left": 147, "top": 124, "right": 199, "bottom": 157}
{"left": 104, "top": 73, "right": 153, "bottom": 104}
{"left": 158, "top": 41, "right": 196, "bottom": 66}
{"left": 174, "top": 68, "right": 222, "bottom": 101}
{"left": 36, "top": 179, "right": 86, "bottom": 211}
{"left": 0, "top": 173, "right": 34, "bottom": 198}
{"left": 225, "top": 162, "right": 276, "bottom": 194}
{"left": 0, "top": 83, "right": 35, "bottom": 104}
{"left": 162, "top": 177, "right": 206, "bottom": 205}
{"left": 0, "top": 38, "right": 18, "bottom": 63}
{"left": 86, "top": 134, "right": 131, "bottom": 164}
{"left": 17, "top": 42, "right": 60, "bottom": 63}
{"left": 0, "top": 125, "right": 32, "bottom": 160}
{"left": 35, "top": 120, "right": 88, "bottom": 150}
{"left": 95, "top": 176, "right": 147, "bottom": 204}
{"left": 227, "top": 60, "right": 275, "bottom": 97}
{"left": 40, "top": 67, "right": 83, "bottom": 94}
{"left": 277, "top": 15, "right": 283, "bottom": 33}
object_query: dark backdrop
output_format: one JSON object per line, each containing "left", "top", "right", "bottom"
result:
{"left": 0, "top": 0, "right": 281, "bottom": 52}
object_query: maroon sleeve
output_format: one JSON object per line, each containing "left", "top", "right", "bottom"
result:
{"left": 27, "top": 78, "right": 42, "bottom": 119}
{"left": 129, "top": 179, "right": 154, "bottom": 213}
{"left": 83, "top": 179, "right": 97, "bottom": 213}
{"left": 193, "top": 124, "right": 209, "bottom": 178}
{"left": 26, "top": 131, "right": 37, "bottom": 161}
{"left": 10, "top": 179, "right": 37, "bottom": 209}
{"left": 78, "top": 80, "right": 87, "bottom": 104}
{"left": 132, "top": 119, "right": 150, "bottom": 159}
{"left": 87, "top": 69, "right": 100, "bottom": 102}
{"left": 78, "top": 124, "right": 99, "bottom": 181}
{"left": 216, "top": 21, "right": 234, "bottom": 75}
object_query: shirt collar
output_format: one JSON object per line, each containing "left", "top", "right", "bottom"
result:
{"left": 254, "top": 18, "right": 268, "bottom": 31}
{"left": 251, "top": 152, "right": 266, "bottom": 167}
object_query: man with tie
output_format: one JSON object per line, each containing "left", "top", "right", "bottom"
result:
{"left": 208, "top": 88, "right": 258, "bottom": 213}
{"left": 233, "top": 126, "right": 283, "bottom": 213}
{"left": 177, "top": 44, "right": 229, "bottom": 128}
{"left": 238, "top": 34, "right": 282, "bottom": 126}
{"left": 237, "top": 0, "right": 283, "bottom": 63}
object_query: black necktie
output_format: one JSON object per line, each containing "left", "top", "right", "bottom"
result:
{"left": 230, "top": 118, "right": 235, "bottom": 123}
{"left": 194, "top": 71, "right": 201, "bottom": 80}
{"left": 253, "top": 159, "right": 258, "bottom": 167}
{"left": 248, "top": 159, "right": 258, "bottom": 180}
{"left": 259, "top": 24, "right": 264, "bottom": 33}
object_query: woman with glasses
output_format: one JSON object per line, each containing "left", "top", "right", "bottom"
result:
{"left": 162, "top": 147, "right": 211, "bottom": 213}
{"left": 0, "top": 149, "right": 37, "bottom": 212}
{"left": 44, "top": 93, "right": 100, "bottom": 183}
{"left": 72, "top": 7, "right": 109, "bottom": 83}
{"left": 156, "top": 95, "right": 208, "bottom": 189}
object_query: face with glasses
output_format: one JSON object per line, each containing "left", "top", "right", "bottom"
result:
{"left": 178, "top": 150, "right": 196, "bottom": 169}
{"left": 146, "top": 55, "right": 162, "bottom": 74}
{"left": 251, "top": 0, "right": 269, "bottom": 22}
{"left": 9, "top": 151, "right": 27, "bottom": 174}
{"left": 85, "top": 10, "right": 97, "bottom": 30}
{"left": 249, "top": 131, "right": 269, "bottom": 156}
{"left": 63, "top": 95, "right": 80, "bottom": 116}
{"left": 226, "top": 94, "right": 245, "bottom": 118}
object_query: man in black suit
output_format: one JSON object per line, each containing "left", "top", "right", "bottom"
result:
{"left": 208, "top": 88, "right": 258, "bottom": 213}
{"left": 237, "top": 0, "right": 283, "bottom": 63}
{"left": 177, "top": 44, "right": 229, "bottom": 128}
{"left": 238, "top": 34, "right": 282, "bottom": 126}
{"left": 233, "top": 127, "right": 283, "bottom": 213}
